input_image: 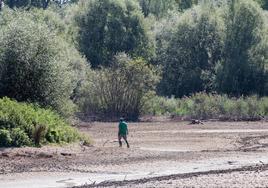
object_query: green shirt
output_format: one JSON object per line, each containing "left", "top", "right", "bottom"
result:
{"left": 118, "top": 121, "right": 128, "bottom": 135}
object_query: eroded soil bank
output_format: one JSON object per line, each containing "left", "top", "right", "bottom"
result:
{"left": 1, "top": 121, "right": 268, "bottom": 187}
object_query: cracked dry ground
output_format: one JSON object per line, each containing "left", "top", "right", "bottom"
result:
{"left": 2, "top": 121, "right": 268, "bottom": 187}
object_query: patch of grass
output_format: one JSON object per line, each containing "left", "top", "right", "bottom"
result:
{"left": 0, "top": 97, "right": 90, "bottom": 147}
{"left": 143, "top": 93, "right": 268, "bottom": 120}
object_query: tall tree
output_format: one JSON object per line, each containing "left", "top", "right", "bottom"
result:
{"left": 157, "top": 6, "right": 224, "bottom": 97}
{"left": 0, "top": 10, "right": 88, "bottom": 116}
{"left": 215, "top": 0, "right": 268, "bottom": 96}
{"left": 76, "top": 0, "right": 153, "bottom": 68}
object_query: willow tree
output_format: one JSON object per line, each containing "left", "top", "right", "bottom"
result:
{"left": 157, "top": 6, "right": 224, "bottom": 97}
{"left": 0, "top": 11, "right": 88, "bottom": 116}
{"left": 216, "top": 0, "right": 268, "bottom": 96}
{"left": 76, "top": 0, "right": 154, "bottom": 68}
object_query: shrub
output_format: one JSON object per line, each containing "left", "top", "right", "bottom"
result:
{"left": 10, "top": 128, "right": 32, "bottom": 147}
{"left": 0, "top": 97, "right": 85, "bottom": 147}
{"left": 32, "top": 124, "right": 47, "bottom": 146}
{"left": 143, "top": 93, "right": 268, "bottom": 121}
{"left": 142, "top": 96, "right": 181, "bottom": 116}
{"left": 78, "top": 53, "right": 160, "bottom": 120}
{"left": 260, "top": 97, "right": 268, "bottom": 115}
{"left": 0, "top": 129, "right": 12, "bottom": 147}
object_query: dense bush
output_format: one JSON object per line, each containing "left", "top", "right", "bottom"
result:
{"left": 0, "top": 129, "right": 12, "bottom": 147}
{"left": 0, "top": 10, "right": 88, "bottom": 117}
{"left": 0, "top": 97, "right": 83, "bottom": 147}
{"left": 78, "top": 53, "right": 160, "bottom": 120}
{"left": 143, "top": 93, "right": 268, "bottom": 120}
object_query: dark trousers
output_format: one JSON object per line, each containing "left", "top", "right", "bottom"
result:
{"left": 118, "top": 134, "right": 129, "bottom": 148}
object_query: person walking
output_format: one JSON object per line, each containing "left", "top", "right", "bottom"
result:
{"left": 118, "top": 117, "right": 130, "bottom": 148}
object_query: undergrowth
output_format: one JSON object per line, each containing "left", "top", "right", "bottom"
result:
{"left": 143, "top": 93, "right": 268, "bottom": 120}
{"left": 0, "top": 97, "right": 88, "bottom": 147}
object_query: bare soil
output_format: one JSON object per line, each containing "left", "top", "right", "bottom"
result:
{"left": 2, "top": 121, "right": 268, "bottom": 187}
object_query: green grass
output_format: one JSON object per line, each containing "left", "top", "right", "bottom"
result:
{"left": 143, "top": 93, "right": 268, "bottom": 120}
{"left": 0, "top": 97, "right": 88, "bottom": 147}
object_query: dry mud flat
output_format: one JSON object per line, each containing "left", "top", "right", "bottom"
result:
{"left": 2, "top": 122, "right": 268, "bottom": 187}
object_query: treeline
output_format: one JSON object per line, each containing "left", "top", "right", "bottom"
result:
{"left": 158, "top": 0, "right": 268, "bottom": 97}
{"left": 0, "top": 0, "right": 268, "bottom": 121}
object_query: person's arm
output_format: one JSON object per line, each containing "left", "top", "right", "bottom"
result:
{"left": 126, "top": 124, "right": 129, "bottom": 135}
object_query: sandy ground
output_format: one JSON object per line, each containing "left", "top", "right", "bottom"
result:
{"left": 2, "top": 121, "right": 268, "bottom": 187}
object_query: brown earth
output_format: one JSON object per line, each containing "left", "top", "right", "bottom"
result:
{"left": 2, "top": 121, "right": 268, "bottom": 187}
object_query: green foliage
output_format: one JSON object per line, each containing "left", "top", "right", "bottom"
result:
{"left": 4, "top": 0, "right": 30, "bottom": 9}
{"left": 143, "top": 93, "right": 268, "bottom": 120}
{"left": 10, "top": 128, "right": 32, "bottom": 147}
{"left": 0, "top": 10, "right": 88, "bottom": 117}
{"left": 32, "top": 124, "right": 47, "bottom": 146}
{"left": 157, "top": 5, "right": 224, "bottom": 97}
{"left": 137, "top": 0, "right": 198, "bottom": 18}
{"left": 2, "top": 0, "right": 268, "bottom": 122}
{"left": 76, "top": 0, "right": 154, "bottom": 68}
{"left": 0, "top": 97, "right": 83, "bottom": 147}
{"left": 254, "top": 0, "right": 268, "bottom": 10}
{"left": 78, "top": 53, "right": 160, "bottom": 120}
{"left": 177, "top": 0, "right": 198, "bottom": 11}
{"left": 0, "top": 129, "right": 12, "bottom": 147}
{"left": 215, "top": 0, "right": 268, "bottom": 96}
{"left": 30, "top": 9, "right": 68, "bottom": 37}
{"left": 2, "top": 0, "right": 75, "bottom": 9}
{"left": 138, "top": 0, "right": 178, "bottom": 18}
{"left": 143, "top": 96, "right": 182, "bottom": 116}
{"left": 3, "top": 0, "right": 50, "bottom": 9}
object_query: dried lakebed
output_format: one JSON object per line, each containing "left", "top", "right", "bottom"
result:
{"left": 1, "top": 121, "right": 268, "bottom": 188}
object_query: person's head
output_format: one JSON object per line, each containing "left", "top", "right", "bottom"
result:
{"left": 120, "top": 117, "right": 124, "bottom": 122}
